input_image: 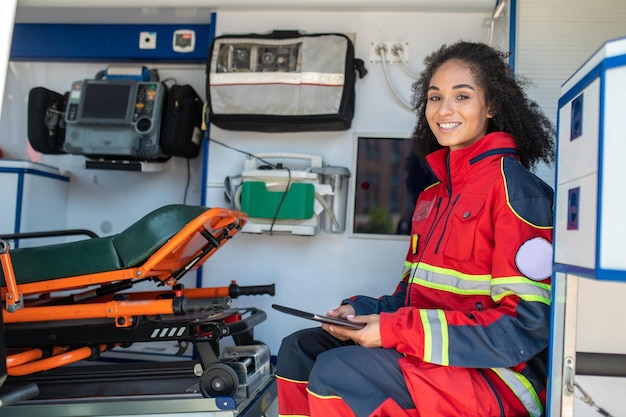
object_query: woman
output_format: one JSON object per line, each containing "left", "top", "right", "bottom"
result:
{"left": 275, "top": 40, "right": 556, "bottom": 417}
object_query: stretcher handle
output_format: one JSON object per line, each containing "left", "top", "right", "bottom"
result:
{"left": 222, "top": 307, "right": 267, "bottom": 337}
{"left": 0, "top": 382, "right": 39, "bottom": 407}
{"left": 175, "top": 296, "right": 232, "bottom": 314}
{"left": 229, "top": 281, "right": 275, "bottom": 298}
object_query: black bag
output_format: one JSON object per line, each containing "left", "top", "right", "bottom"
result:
{"left": 160, "top": 84, "right": 204, "bottom": 158}
{"left": 27, "top": 87, "right": 68, "bottom": 154}
{"left": 206, "top": 31, "right": 367, "bottom": 132}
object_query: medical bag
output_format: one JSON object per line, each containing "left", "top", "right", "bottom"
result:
{"left": 206, "top": 31, "right": 367, "bottom": 132}
{"left": 27, "top": 87, "right": 68, "bottom": 154}
{"left": 159, "top": 84, "right": 204, "bottom": 159}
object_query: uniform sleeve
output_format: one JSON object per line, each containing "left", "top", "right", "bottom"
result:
{"left": 343, "top": 274, "right": 408, "bottom": 315}
{"left": 380, "top": 164, "right": 554, "bottom": 368}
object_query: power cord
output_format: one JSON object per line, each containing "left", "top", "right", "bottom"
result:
{"left": 208, "top": 137, "right": 291, "bottom": 236}
{"left": 375, "top": 43, "right": 414, "bottom": 111}
{"left": 390, "top": 43, "right": 421, "bottom": 78}
{"left": 564, "top": 355, "right": 616, "bottom": 416}
{"left": 572, "top": 382, "right": 615, "bottom": 417}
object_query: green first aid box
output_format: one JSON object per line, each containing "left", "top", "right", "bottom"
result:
{"left": 240, "top": 181, "right": 315, "bottom": 220}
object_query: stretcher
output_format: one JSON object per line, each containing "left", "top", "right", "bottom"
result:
{"left": 0, "top": 204, "right": 276, "bottom": 411}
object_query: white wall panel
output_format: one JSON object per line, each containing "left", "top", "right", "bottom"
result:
{"left": 516, "top": 0, "right": 626, "bottom": 187}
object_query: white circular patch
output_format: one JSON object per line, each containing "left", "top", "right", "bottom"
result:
{"left": 515, "top": 237, "right": 553, "bottom": 281}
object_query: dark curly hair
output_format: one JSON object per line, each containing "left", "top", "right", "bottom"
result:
{"left": 410, "top": 41, "right": 555, "bottom": 170}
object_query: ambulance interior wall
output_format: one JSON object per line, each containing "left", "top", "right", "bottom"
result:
{"left": 0, "top": 7, "right": 496, "bottom": 356}
{"left": 3, "top": 3, "right": 626, "bottom": 415}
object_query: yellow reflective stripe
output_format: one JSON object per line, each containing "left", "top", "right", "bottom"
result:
{"left": 420, "top": 262, "right": 492, "bottom": 282}
{"left": 420, "top": 309, "right": 449, "bottom": 366}
{"left": 420, "top": 310, "right": 432, "bottom": 362}
{"left": 491, "top": 368, "right": 543, "bottom": 417}
{"left": 401, "top": 263, "right": 412, "bottom": 279}
{"left": 437, "top": 309, "right": 450, "bottom": 366}
{"left": 408, "top": 262, "right": 491, "bottom": 296}
{"left": 491, "top": 277, "right": 551, "bottom": 305}
{"left": 406, "top": 262, "right": 551, "bottom": 304}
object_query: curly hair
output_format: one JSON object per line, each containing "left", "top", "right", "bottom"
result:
{"left": 410, "top": 41, "right": 555, "bottom": 170}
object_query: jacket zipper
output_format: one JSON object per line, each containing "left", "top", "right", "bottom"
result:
{"left": 434, "top": 193, "right": 460, "bottom": 254}
{"left": 422, "top": 197, "right": 443, "bottom": 251}
{"left": 406, "top": 197, "right": 442, "bottom": 306}
{"left": 479, "top": 369, "right": 505, "bottom": 417}
{"left": 433, "top": 154, "right": 458, "bottom": 254}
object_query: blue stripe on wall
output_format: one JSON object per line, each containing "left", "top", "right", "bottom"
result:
{"left": 10, "top": 23, "right": 212, "bottom": 63}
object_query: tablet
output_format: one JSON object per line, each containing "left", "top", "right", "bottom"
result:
{"left": 272, "top": 304, "right": 365, "bottom": 330}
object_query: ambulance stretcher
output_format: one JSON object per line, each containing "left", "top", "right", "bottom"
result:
{"left": 0, "top": 204, "right": 276, "bottom": 416}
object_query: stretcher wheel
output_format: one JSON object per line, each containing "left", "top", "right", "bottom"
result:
{"left": 200, "top": 363, "right": 239, "bottom": 398}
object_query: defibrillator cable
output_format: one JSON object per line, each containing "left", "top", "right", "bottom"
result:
{"left": 207, "top": 137, "right": 292, "bottom": 235}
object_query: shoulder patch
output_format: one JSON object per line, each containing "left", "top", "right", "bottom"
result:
{"left": 516, "top": 237, "right": 553, "bottom": 280}
{"left": 502, "top": 157, "right": 554, "bottom": 227}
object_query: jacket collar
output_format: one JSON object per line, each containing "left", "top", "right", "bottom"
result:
{"left": 426, "top": 132, "right": 520, "bottom": 189}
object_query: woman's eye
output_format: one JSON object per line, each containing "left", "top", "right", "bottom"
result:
{"left": 428, "top": 96, "right": 441, "bottom": 101}
{"left": 456, "top": 93, "right": 470, "bottom": 100}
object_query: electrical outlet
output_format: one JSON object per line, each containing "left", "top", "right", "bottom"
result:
{"left": 369, "top": 41, "right": 409, "bottom": 64}
{"left": 139, "top": 31, "right": 157, "bottom": 50}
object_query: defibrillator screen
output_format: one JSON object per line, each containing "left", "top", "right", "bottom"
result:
{"left": 81, "top": 82, "right": 132, "bottom": 121}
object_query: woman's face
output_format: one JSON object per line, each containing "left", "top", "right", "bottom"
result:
{"left": 425, "top": 59, "right": 492, "bottom": 151}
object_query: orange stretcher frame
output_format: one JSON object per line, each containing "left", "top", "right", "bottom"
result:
{"left": 1, "top": 206, "right": 252, "bottom": 377}
{"left": 1, "top": 207, "right": 247, "bottom": 325}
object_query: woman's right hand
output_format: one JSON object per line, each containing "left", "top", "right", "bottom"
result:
{"left": 326, "top": 304, "right": 356, "bottom": 319}
{"left": 323, "top": 304, "right": 357, "bottom": 341}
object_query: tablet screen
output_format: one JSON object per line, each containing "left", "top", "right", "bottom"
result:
{"left": 272, "top": 304, "right": 365, "bottom": 330}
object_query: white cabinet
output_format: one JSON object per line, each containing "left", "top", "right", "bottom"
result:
{"left": 554, "top": 36, "right": 626, "bottom": 280}
{"left": 550, "top": 36, "right": 626, "bottom": 417}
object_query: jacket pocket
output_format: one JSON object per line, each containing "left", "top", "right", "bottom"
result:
{"left": 443, "top": 193, "right": 486, "bottom": 262}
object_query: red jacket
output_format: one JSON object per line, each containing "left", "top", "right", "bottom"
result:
{"left": 345, "top": 132, "right": 554, "bottom": 416}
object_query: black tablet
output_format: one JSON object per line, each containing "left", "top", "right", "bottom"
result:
{"left": 272, "top": 304, "right": 365, "bottom": 330}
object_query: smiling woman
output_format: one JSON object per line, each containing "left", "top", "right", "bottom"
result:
{"left": 274, "top": 41, "right": 556, "bottom": 417}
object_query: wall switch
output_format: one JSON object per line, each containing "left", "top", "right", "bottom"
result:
{"left": 139, "top": 31, "right": 157, "bottom": 50}
{"left": 173, "top": 29, "right": 195, "bottom": 53}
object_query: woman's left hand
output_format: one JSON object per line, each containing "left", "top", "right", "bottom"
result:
{"left": 321, "top": 314, "right": 382, "bottom": 348}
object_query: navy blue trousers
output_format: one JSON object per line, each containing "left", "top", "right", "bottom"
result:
{"left": 275, "top": 327, "right": 415, "bottom": 416}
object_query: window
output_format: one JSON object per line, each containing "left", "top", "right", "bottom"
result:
{"left": 352, "top": 136, "right": 435, "bottom": 237}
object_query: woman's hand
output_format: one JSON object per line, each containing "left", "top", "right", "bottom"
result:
{"left": 322, "top": 311, "right": 382, "bottom": 348}
{"left": 326, "top": 304, "right": 356, "bottom": 319}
